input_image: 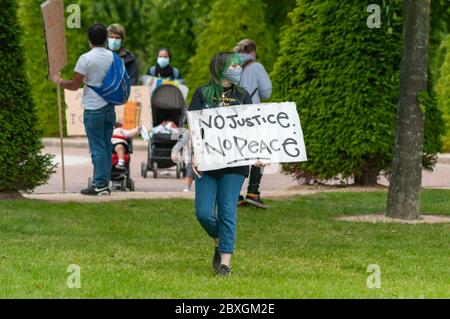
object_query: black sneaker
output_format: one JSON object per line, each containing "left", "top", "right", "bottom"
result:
{"left": 216, "top": 264, "right": 231, "bottom": 277}
{"left": 80, "top": 185, "right": 110, "bottom": 196}
{"left": 212, "top": 246, "right": 221, "bottom": 271}
{"left": 245, "top": 193, "right": 269, "bottom": 209}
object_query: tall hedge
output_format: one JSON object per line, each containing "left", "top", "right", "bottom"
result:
{"left": 18, "top": 0, "right": 58, "bottom": 136}
{"left": 271, "top": 0, "right": 443, "bottom": 184}
{"left": 435, "top": 35, "right": 450, "bottom": 151}
{"left": 186, "top": 0, "right": 276, "bottom": 94}
{"left": 146, "top": 0, "right": 212, "bottom": 77}
{"left": 263, "top": 0, "right": 296, "bottom": 62}
{"left": 0, "top": 0, "right": 54, "bottom": 193}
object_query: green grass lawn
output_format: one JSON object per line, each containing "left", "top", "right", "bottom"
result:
{"left": 0, "top": 190, "right": 449, "bottom": 298}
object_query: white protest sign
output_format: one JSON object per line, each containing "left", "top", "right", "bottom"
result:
{"left": 188, "top": 102, "right": 307, "bottom": 171}
{"left": 64, "top": 86, "right": 152, "bottom": 136}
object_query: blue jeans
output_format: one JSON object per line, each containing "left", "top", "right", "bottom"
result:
{"left": 83, "top": 104, "right": 115, "bottom": 188}
{"left": 194, "top": 173, "right": 245, "bottom": 254}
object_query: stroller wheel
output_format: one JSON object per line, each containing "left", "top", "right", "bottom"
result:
{"left": 153, "top": 162, "right": 158, "bottom": 179}
{"left": 129, "top": 179, "right": 135, "bottom": 192}
{"left": 120, "top": 179, "right": 127, "bottom": 191}
{"left": 141, "top": 162, "right": 148, "bottom": 179}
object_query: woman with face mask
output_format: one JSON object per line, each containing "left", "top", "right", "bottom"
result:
{"left": 188, "top": 52, "right": 253, "bottom": 277}
{"left": 107, "top": 24, "right": 140, "bottom": 85}
{"left": 147, "top": 48, "right": 182, "bottom": 80}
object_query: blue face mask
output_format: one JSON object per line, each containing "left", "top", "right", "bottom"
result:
{"left": 108, "top": 38, "right": 122, "bottom": 51}
{"left": 224, "top": 66, "right": 243, "bottom": 85}
{"left": 157, "top": 57, "right": 170, "bottom": 68}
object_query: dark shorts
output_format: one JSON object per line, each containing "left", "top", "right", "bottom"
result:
{"left": 185, "top": 163, "right": 194, "bottom": 178}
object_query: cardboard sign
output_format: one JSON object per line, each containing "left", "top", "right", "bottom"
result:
{"left": 123, "top": 102, "right": 139, "bottom": 130}
{"left": 188, "top": 102, "right": 307, "bottom": 171}
{"left": 65, "top": 86, "right": 152, "bottom": 136}
{"left": 41, "top": 0, "right": 67, "bottom": 79}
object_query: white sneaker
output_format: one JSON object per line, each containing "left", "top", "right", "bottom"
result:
{"left": 182, "top": 188, "right": 191, "bottom": 193}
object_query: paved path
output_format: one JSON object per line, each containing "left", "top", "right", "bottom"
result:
{"left": 30, "top": 138, "right": 450, "bottom": 202}
{"left": 35, "top": 139, "right": 301, "bottom": 194}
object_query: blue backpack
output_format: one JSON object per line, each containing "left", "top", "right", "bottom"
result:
{"left": 89, "top": 53, "right": 131, "bottom": 105}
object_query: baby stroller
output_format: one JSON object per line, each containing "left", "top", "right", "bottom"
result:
{"left": 141, "top": 84, "right": 187, "bottom": 179}
{"left": 88, "top": 137, "right": 136, "bottom": 191}
{"left": 111, "top": 137, "right": 135, "bottom": 191}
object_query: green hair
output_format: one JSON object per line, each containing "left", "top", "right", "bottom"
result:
{"left": 202, "top": 52, "right": 244, "bottom": 107}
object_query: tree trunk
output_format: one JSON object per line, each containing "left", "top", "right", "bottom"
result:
{"left": 386, "top": 0, "right": 430, "bottom": 220}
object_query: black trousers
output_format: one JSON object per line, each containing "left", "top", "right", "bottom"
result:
{"left": 247, "top": 165, "right": 263, "bottom": 195}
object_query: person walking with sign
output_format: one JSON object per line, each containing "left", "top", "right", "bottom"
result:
{"left": 189, "top": 52, "right": 261, "bottom": 276}
{"left": 52, "top": 23, "right": 130, "bottom": 196}
{"left": 234, "top": 39, "right": 272, "bottom": 209}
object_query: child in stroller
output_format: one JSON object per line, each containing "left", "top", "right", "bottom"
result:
{"left": 111, "top": 122, "right": 140, "bottom": 191}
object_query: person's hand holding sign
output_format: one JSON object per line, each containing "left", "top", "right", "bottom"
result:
{"left": 254, "top": 160, "right": 266, "bottom": 168}
{"left": 52, "top": 74, "right": 63, "bottom": 86}
{"left": 51, "top": 72, "right": 85, "bottom": 90}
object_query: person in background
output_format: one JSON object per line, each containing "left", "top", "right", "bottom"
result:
{"left": 107, "top": 23, "right": 139, "bottom": 85}
{"left": 52, "top": 23, "right": 114, "bottom": 196}
{"left": 234, "top": 39, "right": 272, "bottom": 209}
{"left": 147, "top": 48, "right": 182, "bottom": 80}
{"left": 189, "top": 52, "right": 260, "bottom": 277}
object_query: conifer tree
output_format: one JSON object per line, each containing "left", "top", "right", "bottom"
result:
{"left": 186, "top": 0, "right": 276, "bottom": 94}
{"left": 0, "top": 0, "right": 54, "bottom": 195}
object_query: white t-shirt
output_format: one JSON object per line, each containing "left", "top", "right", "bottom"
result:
{"left": 74, "top": 47, "right": 113, "bottom": 110}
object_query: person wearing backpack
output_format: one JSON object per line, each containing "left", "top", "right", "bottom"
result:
{"left": 52, "top": 23, "right": 130, "bottom": 196}
{"left": 147, "top": 48, "right": 181, "bottom": 80}
{"left": 233, "top": 39, "right": 273, "bottom": 209}
{"left": 107, "top": 23, "right": 140, "bottom": 85}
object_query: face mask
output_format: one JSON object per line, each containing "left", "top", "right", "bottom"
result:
{"left": 108, "top": 38, "right": 122, "bottom": 51}
{"left": 224, "top": 66, "right": 243, "bottom": 85}
{"left": 157, "top": 57, "right": 170, "bottom": 68}
{"left": 239, "top": 53, "right": 255, "bottom": 65}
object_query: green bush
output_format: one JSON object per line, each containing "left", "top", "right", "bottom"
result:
{"left": 186, "top": 0, "right": 276, "bottom": 95}
{"left": 0, "top": 0, "right": 54, "bottom": 192}
{"left": 271, "top": 0, "right": 443, "bottom": 184}
{"left": 18, "top": 0, "right": 58, "bottom": 136}
{"left": 145, "top": 0, "right": 212, "bottom": 77}
{"left": 435, "top": 35, "right": 450, "bottom": 152}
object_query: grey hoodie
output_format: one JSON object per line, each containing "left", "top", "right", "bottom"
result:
{"left": 239, "top": 53, "right": 272, "bottom": 104}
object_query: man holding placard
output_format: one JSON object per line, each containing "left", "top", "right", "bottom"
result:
{"left": 52, "top": 24, "right": 116, "bottom": 196}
